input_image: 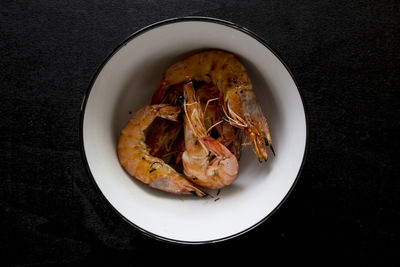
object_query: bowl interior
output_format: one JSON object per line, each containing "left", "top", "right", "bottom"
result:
{"left": 82, "top": 19, "right": 307, "bottom": 243}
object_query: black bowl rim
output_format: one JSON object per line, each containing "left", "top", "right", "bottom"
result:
{"left": 79, "top": 16, "right": 310, "bottom": 245}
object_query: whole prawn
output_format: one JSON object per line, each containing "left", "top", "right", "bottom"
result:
{"left": 182, "top": 82, "right": 239, "bottom": 189}
{"left": 117, "top": 104, "right": 205, "bottom": 197}
{"left": 152, "top": 50, "right": 273, "bottom": 162}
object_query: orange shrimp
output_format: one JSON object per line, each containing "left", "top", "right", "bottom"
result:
{"left": 117, "top": 104, "right": 205, "bottom": 197}
{"left": 182, "top": 82, "right": 239, "bottom": 189}
{"left": 152, "top": 50, "right": 272, "bottom": 162}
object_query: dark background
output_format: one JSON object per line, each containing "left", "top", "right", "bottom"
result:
{"left": 1, "top": 0, "right": 398, "bottom": 265}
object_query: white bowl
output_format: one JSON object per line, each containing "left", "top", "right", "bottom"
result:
{"left": 80, "top": 17, "right": 308, "bottom": 244}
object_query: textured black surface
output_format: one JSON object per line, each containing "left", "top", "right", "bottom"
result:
{"left": 1, "top": 0, "right": 399, "bottom": 265}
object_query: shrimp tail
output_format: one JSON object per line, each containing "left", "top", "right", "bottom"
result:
{"left": 200, "top": 136, "right": 239, "bottom": 178}
{"left": 149, "top": 176, "right": 206, "bottom": 197}
{"left": 200, "top": 136, "right": 231, "bottom": 158}
{"left": 156, "top": 105, "right": 181, "bottom": 122}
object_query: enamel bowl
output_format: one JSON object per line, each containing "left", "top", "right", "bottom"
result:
{"left": 80, "top": 17, "right": 308, "bottom": 244}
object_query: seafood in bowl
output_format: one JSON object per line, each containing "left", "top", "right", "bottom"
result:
{"left": 81, "top": 17, "right": 307, "bottom": 243}
{"left": 117, "top": 50, "right": 274, "bottom": 196}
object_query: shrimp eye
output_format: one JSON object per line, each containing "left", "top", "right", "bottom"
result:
{"left": 177, "top": 95, "right": 184, "bottom": 104}
{"left": 177, "top": 114, "right": 184, "bottom": 124}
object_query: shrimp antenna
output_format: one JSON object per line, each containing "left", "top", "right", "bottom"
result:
{"left": 222, "top": 103, "right": 247, "bottom": 128}
{"left": 203, "top": 97, "right": 219, "bottom": 115}
{"left": 227, "top": 103, "right": 247, "bottom": 127}
{"left": 221, "top": 104, "right": 238, "bottom": 125}
{"left": 206, "top": 119, "right": 224, "bottom": 134}
{"left": 183, "top": 90, "right": 207, "bottom": 138}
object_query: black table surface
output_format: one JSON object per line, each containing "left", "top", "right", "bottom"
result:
{"left": 1, "top": 0, "right": 398, "bottom": 265}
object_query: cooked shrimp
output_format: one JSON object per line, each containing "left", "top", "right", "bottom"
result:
{"left": 151, "top": 50, "right": 272, "bottom": 162}
{"left": 182, "top": 82, "right": 239, "bottom": 189}
{"left": 117, "top": 104, "right": 205, "bottom": 197}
